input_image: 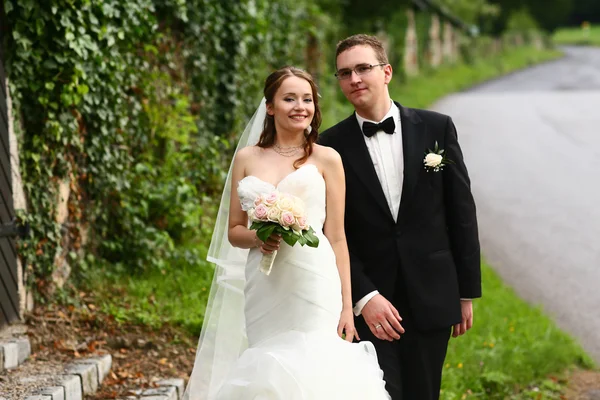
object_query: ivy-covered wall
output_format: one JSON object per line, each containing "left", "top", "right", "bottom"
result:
{"left": 3, "top": 0, "right": 545, "bottom": 297}
{"left": 4, "top": 0, "right": 320, "bottom": 294}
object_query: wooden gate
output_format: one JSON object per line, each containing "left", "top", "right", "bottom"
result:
{"left": 0, "top": 3, "right": 20, "bottom": 328}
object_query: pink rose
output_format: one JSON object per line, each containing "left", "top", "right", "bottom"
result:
{"left": 297, "top": 216, "right": 308, "bottom": 230}
{"left": 264, "top": 192, "right": 279, "bottom": 206}
{"left": 280, "top": 211, "right": 295, "bottom": 227}
{"left": 254, "top": 204, "right": 268, "bottom": 220}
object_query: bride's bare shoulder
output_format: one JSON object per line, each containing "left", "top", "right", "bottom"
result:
{"left": 234, "top": 145, "right": 263, "bottom": 166}
{"left": 312, "top": 144, "right": 342, "bottom": 167}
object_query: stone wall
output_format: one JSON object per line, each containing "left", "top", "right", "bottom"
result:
{"left": 6, "top": 78, "right": 33, "bottom": 316}
{"left": 442, "top": 21, "right": 459, "bottom": 64}
{"left": 404, "top": 11, "right": 463, "bottom": 76}
{"left": 404, "top": 9, "right": 419, "bottom": 76}
{"left": 428, "top": 15, "right": 443, "bottom": 68}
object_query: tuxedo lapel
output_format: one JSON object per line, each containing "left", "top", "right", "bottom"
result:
{"left": 343, "top": 115, "right": 394, "bottom": 220}
{"left": 397, "top": 103, "right": 425, "bottom": 224}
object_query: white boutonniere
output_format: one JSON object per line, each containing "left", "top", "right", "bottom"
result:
{"left": 423, "top": 141, "right": 453, "bottom": 172}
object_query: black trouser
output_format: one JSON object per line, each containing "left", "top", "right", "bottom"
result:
{"left": 355, "top": 292, "right": 451, "bottom": 400}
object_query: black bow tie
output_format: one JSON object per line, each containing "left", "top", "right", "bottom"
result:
{"left": 362, "top": 117, "right": 395, "bottom": 138}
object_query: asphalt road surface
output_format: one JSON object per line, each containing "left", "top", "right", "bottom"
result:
{"left": 432, "top": 46, "right": 600, "bottom": 362}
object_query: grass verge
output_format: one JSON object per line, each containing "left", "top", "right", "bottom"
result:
{"left": 84, "top": 246, "right": 214, "bottom": 335}
{"left": 85, "top": 44, "right": 594, "bottom": 398}
{"left": 553, "top": 25, "right": 600, "bottom": 47}
{"left": 441, "top": 262, "right": 593, "bottom": 399}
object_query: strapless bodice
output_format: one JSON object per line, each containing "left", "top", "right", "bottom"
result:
{"left": 237, "top": 164, "right": 326, "bottom": 230}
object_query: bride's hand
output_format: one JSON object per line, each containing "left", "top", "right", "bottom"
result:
{"left": 338, "top": 308, "right": 359, "bottom": 343}
{"left": 259, "top": 233, "right": 281, "bottom": 254}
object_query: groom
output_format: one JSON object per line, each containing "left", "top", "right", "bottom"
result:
{"left": 318, "top": 34, "right": 481, "bottom": 399}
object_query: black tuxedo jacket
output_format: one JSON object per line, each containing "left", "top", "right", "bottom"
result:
{"left": 318, "top": 102, "right": 481, "bottom": 331}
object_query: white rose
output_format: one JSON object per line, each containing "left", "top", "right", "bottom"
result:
{"left": 276, "top": 196, "right": 295, "bottom": 212}
{"left": 290, "top": 200, "right": 305, "bottom": 218}
{"left": 424, "top": 153, "right": 443, "bottom": 168}
{"left": 267, "top": 207, "right": 282, "bottom": 223}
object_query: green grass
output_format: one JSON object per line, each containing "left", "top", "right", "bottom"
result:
{"left": 86, "top": 242, "right": 214, "bottom": 335}
{"left": 441, "top": 263, "right": 593, "bottom": 399}
{"left": 553, "top": 24, "right": 600, "bottom": 47}
{"left": 85, "top": 44, "right": 593, "bottom": 398}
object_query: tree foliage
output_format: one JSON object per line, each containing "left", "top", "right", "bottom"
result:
{"left": 567, "top": 0, "right": 600, "bottom": 24}
{"left": 4, "top": 0, "right": 320, "bottom": 289}
{"left": 487, "top": 0, "right": 573, "bottom": 33}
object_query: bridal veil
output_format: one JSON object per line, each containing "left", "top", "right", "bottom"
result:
{"left": 183, "top": 98, "right": 267, "bottom": 400}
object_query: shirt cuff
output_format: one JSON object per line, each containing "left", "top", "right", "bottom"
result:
{"left": 460, "top": 298, "right": 472, "bottom": 301}
{"left": 353, "top": 291, "right": 380, "bottom": 316}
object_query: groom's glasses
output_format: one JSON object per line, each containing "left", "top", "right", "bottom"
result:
{"left": 334, "top": 63, "right": 387, "bottom": 80}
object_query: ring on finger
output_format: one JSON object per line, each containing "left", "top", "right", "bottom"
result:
{"left": 374, "top": 324, "right": 382, "bottom": 329}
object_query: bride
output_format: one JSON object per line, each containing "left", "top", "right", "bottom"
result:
{"left": 184, "top": 66, "right": 390, "bottom": 399}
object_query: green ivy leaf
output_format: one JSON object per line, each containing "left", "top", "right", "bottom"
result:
{"left": 77, "top": 84, "right": 89, "bottom": 95}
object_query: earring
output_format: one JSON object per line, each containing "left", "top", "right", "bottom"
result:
{"left": 306, "top": 125, "right": 312, "bottom": 134}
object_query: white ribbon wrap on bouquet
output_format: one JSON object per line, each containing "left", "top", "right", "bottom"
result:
{"left": 259, "top": 250, "right": 277, "bottom": 275}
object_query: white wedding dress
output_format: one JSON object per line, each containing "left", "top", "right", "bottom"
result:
{"left": 215, "top": 163, "right": 390, "bottom": 399}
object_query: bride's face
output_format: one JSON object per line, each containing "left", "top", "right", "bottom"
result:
{"left": 267, "top": 76, "right": 314, "bottom": 135}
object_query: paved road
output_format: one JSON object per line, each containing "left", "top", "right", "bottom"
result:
{"left": 432, "top": 46, "right": 600, "bottom": 362}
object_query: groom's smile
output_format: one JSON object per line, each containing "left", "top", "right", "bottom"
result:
{"left": 351, "top": 87, "right": 368, "bottom": 96}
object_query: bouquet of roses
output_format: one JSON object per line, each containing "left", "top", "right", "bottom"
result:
{"left": 247, "top": 190, "right": 319, "bottom": 275}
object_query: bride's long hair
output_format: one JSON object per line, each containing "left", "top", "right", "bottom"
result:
{"left": 257, "top": 66, "right": 322, "bottom": 168}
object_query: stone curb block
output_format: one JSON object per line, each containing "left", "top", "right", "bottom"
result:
{"left": 59, "top": 374, "right": 83, "bottom": 400}
{"left": 156, "top": 379, "right": 185, "bottom": 399}
{"left": 26, "top": 355, "right": 112, "bottom": 400}
{"left": 0, "top": 336, "right": 31, "bottom": 370}
{"left": 15, "top": 337, "right": 32, "bottom": 364}
{"left": 64, "top": 362, "right": 98, "bottom": 395}
{"left": 142, "top": 386, "right": 177, "bottom": 400}
{"left": 73, "top": 354, "right": 112, "bottom": 385}
{"left": 124, "top": 377, "right": 185, "bottom": 400}
{"left": 37, "top": 386, "right": 65, "bottom": 400}
{"left": 96, "top": 354, "right": 112, "bottom": 381}
{"left": 0, "top": 341, "right": 19, "bottom": 369}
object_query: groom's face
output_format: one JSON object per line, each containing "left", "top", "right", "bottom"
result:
{"left": 336, "top": 45, "right": 391, "bottom": 110}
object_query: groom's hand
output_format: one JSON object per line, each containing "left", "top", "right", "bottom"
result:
{"left": 361, "top": 294, "right": 404, "bottom": 341}
{"left": 452, "top": 299, "right": 474, "bottom": 337}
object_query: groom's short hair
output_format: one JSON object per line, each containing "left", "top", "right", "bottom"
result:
{"left": 336, "top": 34, "right": 389, "bottom": 66}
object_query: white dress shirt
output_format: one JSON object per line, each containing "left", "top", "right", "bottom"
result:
{"left": 353, "top": 101, "right": 403, "bottom": 316}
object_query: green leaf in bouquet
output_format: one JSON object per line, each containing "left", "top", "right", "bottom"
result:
{"left": 281, "top": 231, "right": 299, "bottom": 247}
{"left": 303, "top": 227, "right": 320, "bottom": 248}
{"left": 256, "top": 223, "right": 277, "bottom": 242}
{"left": 306, "top": 238, "right": 319, "bottom": 248}
{"left": 297, "top": 235, "right": 308, "bottom": 246}
{"left": 250, "top": 221, "right": 265, "bottom": 230}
